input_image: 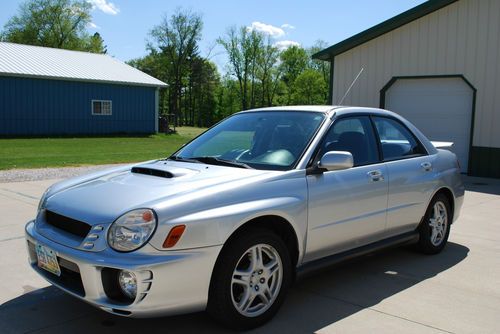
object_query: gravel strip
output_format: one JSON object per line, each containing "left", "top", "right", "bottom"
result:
{"left": 0, "top": 164, "right": 129, "bottom": 183}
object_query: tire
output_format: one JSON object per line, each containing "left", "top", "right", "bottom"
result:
{"left": 417, "top": 194, "right": 451, "bottom": 254}
{"left": 207, "top": 227, "right": 292, "bottom": 330}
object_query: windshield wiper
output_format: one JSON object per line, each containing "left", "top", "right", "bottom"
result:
{"left": 189, "top": 156, "right": 253, "bottom": 169}
{"left": 168, "top": 155, "right": 253, "bottom": 169}
{"left": 167, "top": 155, "right": 199, "bottom": 163}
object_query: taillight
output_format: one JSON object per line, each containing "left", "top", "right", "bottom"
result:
{"left": 163, "top": 225, "right": 186, "bottom": 248}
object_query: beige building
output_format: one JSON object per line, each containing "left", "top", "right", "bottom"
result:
{"left": 314, "top": 0, "right": 500, "bottom": 178}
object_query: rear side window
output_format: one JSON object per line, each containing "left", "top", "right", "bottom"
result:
{"left": 373, "top": 117, "right": 426, "bottom": 160}
{"left": 320, "top": 116, "right": 379, "bottom": 166}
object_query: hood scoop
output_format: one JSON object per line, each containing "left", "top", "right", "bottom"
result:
{"left": 131, "top": 167, "right": 174, "bottom": 178}
{"left": 130, "top": 162, "right": 199, "bottom": 179}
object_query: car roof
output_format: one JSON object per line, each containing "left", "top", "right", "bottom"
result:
{"left": 238, "top": 105, "right": 400, "bottom": 118}
{"left": 332, "top": 106, "right": 401, "bottom": 118}
{"left": 239, "top": 105, "right": 337, "bottom": 114}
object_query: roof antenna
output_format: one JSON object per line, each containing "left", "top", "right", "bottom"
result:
{"left": 338, "top": 68, "right": 364, "bottom": 105}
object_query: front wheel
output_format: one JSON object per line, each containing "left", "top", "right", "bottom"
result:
{"left": 417, "top": 194, "right": 451, "bottom": 254}
{"left": 207, "top": 228, "right": 292, "bottom": 329}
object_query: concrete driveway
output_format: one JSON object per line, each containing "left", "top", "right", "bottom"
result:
{"left": 1, "top": 176, "right": 499, "bottom": 333}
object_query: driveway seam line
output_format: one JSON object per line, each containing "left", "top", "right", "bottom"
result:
{"left": 0, "top": 236, "right": 25, "bottom": 243}
{"left": 0, "top": 188, "right": 39, "bottom": 200}
{"left": 0, "top": 192, "right": 37, "bottom": 206}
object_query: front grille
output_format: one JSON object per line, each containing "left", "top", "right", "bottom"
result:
{"left": 27, "top": 241, "right": 85, "bottom": 296}
{"left": 45, "top": 210, "right": 91, "bottom": 238}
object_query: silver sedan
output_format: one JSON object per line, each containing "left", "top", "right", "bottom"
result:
{"left": 25, "top": 106, "right": 464, "bottom": 329}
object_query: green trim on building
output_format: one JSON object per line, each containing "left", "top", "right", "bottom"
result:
{"left": 469, "top": 147, "right": 500, "bottom": 179}
{"left": 328, "top": 59, "right": 334, "bottom": 105}
{"left": 313, "top": 0, "right": 458, "bottom": 61}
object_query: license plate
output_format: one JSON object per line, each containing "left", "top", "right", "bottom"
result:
{"left": 36, "top": 243, "right": 61, "bottom": 277}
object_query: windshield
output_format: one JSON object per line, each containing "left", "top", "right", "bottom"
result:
{"left": 172, "top": 111, "right": 325, "bottom": 170}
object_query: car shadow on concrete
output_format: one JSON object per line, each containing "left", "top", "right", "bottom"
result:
{"left": 463, "top": 176, "right": 500, "bottom": 195}
{"left": 0, "top": 242, "right": 469, "bottom": 334}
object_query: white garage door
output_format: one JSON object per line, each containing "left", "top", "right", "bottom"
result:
{"left": 385, "top": 77, "right": 474, "bottom": 172}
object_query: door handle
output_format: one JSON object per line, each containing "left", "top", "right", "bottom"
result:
{"left": 367, "top": 170, "right": 384, "bottom": 182}
{"left": 421, "top": 162, "right": 432, "bottom": 172}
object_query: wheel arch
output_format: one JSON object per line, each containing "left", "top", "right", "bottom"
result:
{"left": 224, "top": 215, "right": 301, "bottom": 270}
{"left": 428, "top": 186, "right": 455, "bottom": 222}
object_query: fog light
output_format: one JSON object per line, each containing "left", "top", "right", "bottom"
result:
{"left": 118, "top": 270, "right": 137, "bottom": 299}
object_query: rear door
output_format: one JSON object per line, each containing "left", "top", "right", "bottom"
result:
{"left": 305, "top": 116, "right": 388, "bottom": 262}
{"left": 371, "top": 116, "right": 436, "bottom": 236}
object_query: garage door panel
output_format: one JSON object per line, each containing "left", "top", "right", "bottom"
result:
{"left": 385, "top": 77, "right": 473, "bottom": 172}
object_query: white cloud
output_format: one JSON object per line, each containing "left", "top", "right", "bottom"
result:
{"left": 281, "top": 23, "right": 295, "bottom": 30}
{"left": 273, "top": 40, "right": 300, "bottom": 50}
{"left": 247, "top": 21, "right": 285, "bottom": 38}
{"left": 87, "top": 22, "right": 100, "bottom": 29}
{"left": 87, "top": 0, "right": 119, "bottom": 15}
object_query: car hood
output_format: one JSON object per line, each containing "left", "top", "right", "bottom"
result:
{"left": 44, "top": 160, "right": 279, "bottom": 225}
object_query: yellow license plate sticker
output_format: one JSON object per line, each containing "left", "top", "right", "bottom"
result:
{"left": 36, "top": 243, "right": 61, "bottom": 277}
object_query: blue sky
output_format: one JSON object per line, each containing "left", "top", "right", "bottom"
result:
{"left": 0, "top": 0, "right": 426, "bottom": 70}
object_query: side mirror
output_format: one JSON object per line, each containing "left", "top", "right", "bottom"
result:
{"left": 318, "top": 151, "right": 354, "bottom": 171}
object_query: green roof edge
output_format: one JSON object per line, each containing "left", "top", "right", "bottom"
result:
{"left": 313, "top": 0, "right": 459, "bottom": 61}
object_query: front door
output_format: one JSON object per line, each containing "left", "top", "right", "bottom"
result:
{"left": 305, "top": 116, "right": 388, "bottom": 262}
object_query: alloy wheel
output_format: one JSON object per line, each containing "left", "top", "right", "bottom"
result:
{"left": 428, "top": 201, "right": 448, "bottom": 246}
{"left": 230, "top": 244, "right": 283, "bottom": 317}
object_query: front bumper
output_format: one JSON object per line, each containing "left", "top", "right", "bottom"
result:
{"left": 25, "top": 220, "right": 222, "bottom": 317}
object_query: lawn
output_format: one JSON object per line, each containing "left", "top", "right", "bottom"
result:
{"left": 0, "top": 127, "right": 207, "bottom": 170}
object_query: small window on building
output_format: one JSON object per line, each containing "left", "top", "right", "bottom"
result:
{"left": 92, "top": 100, "right": 112, "bottom": 115}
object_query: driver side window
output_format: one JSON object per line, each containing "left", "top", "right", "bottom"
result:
{"left": 320, "top": 116, "right": 379, "bottom": 167}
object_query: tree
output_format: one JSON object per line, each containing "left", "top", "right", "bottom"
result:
{"left": 292, "top": 69, "right": 327, "bottom": 105}
{"left": 1, "top": 0, "right": 106, "bottom": 53}
{"left": 150, "top": 9, "right": 203, "bottom": 126}
{"left": 256, "top": 37, "right": 281, "bottom": 107}
{"left": 217, "top": 26, "right": 264, "bottom": 110}
{"left": 215, "top": 76, "right": 241, "bottom": 121}
{"left": 279, "top": 46, "right": 309, "bottom": 104}
{"left": 131, "top": 13, "right": 332, "bottom": 128}
{"left": 308, "top": 40, "right": 330, "bottom": 103}
{"left": 186, "top": 57, "right": 220, "bottom": 127}
{"left": 127, "top": 51, "right": 169, "bottom": 118}
{"left": 87, "top": 32, "right": 107, "bottom": 53}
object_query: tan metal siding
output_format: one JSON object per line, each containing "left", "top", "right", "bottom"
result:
{"left": 332, "top": 0, "right": 500, "bottom": 148}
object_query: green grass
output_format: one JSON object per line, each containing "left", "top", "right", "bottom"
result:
{"left": 0, "top": 127, "right": 207, "bottom": 170}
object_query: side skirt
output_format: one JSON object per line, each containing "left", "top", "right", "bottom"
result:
{"left": 296, "top": 231, "right": 419, "bottom": 280}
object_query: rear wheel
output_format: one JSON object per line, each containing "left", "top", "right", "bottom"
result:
{"left": 207, "top": 228, "right": 292, "bottom": 329}
{"left": 417, "top": 194, "right": 451, "bottom": 254}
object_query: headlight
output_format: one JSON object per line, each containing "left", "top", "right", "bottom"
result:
{"left": 107, "top": 209, "right": 157, "bottom": 252}
{"left": 38, "top": 188, "right": 51, "bottom": 213}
